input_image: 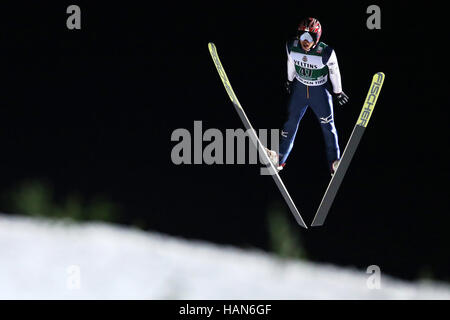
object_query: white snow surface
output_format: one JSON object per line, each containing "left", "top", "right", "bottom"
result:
{"left": 0, "top": 214, "right": 449, "bottom": 300}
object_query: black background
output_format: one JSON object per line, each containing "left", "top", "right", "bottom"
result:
{"left": 0, "top": 1, "right": 448, "bottom": 282}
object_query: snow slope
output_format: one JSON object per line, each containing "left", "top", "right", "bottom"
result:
{"left": 0, "top": 214, "right": 449, "bottom": 299}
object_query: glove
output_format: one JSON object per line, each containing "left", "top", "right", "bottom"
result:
{"left": 285, "top": 80, "right": 293, "bottom": 95}
{"left": 334, "top": 91, "right": 349, "bottom": 106}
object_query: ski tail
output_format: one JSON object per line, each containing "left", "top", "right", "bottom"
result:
{"left": 208, "top": 42, "right": 307, "bottom": 229}
{"left": 311, "top": 72, "right": 385, "bottom": 227}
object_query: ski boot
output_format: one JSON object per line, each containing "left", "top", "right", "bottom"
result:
{"left": 265, "top": 148, "right": 285, "bottom": 172}
{"left": 331, "top": 159, "right": 340, "bottom": 177}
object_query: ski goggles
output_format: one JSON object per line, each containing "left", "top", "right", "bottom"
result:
{"left": 298, "top": 31, "right": 316, "bottom": 43}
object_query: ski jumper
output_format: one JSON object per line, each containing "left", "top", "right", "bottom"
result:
{"left": 279, "top": 39, "right": 343, "bottom": 168}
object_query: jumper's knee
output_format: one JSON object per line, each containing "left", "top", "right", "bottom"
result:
{"left": 319, "top": 114, "right": 333, "bottom": 124}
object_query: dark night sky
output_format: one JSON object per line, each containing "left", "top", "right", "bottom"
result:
{"left": 0, "top": 2, "right": 449, "bottom": 282}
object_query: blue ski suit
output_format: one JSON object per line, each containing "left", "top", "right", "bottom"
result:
{"left": 279, "top": 40, "right": 342, "bottom": 169}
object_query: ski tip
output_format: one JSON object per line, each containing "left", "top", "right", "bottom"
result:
{"left": 374, "top": 72, "right": 385, "bottom": 81}
{"left": 208, "top": 42, "right": 216, "bottom": 50}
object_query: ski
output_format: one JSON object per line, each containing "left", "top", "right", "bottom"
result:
{"left": 208, "top": 42, "right": 307, "bottom": 229}
{"left": 311, "top": 72, "right": 385, "bottom": 226}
